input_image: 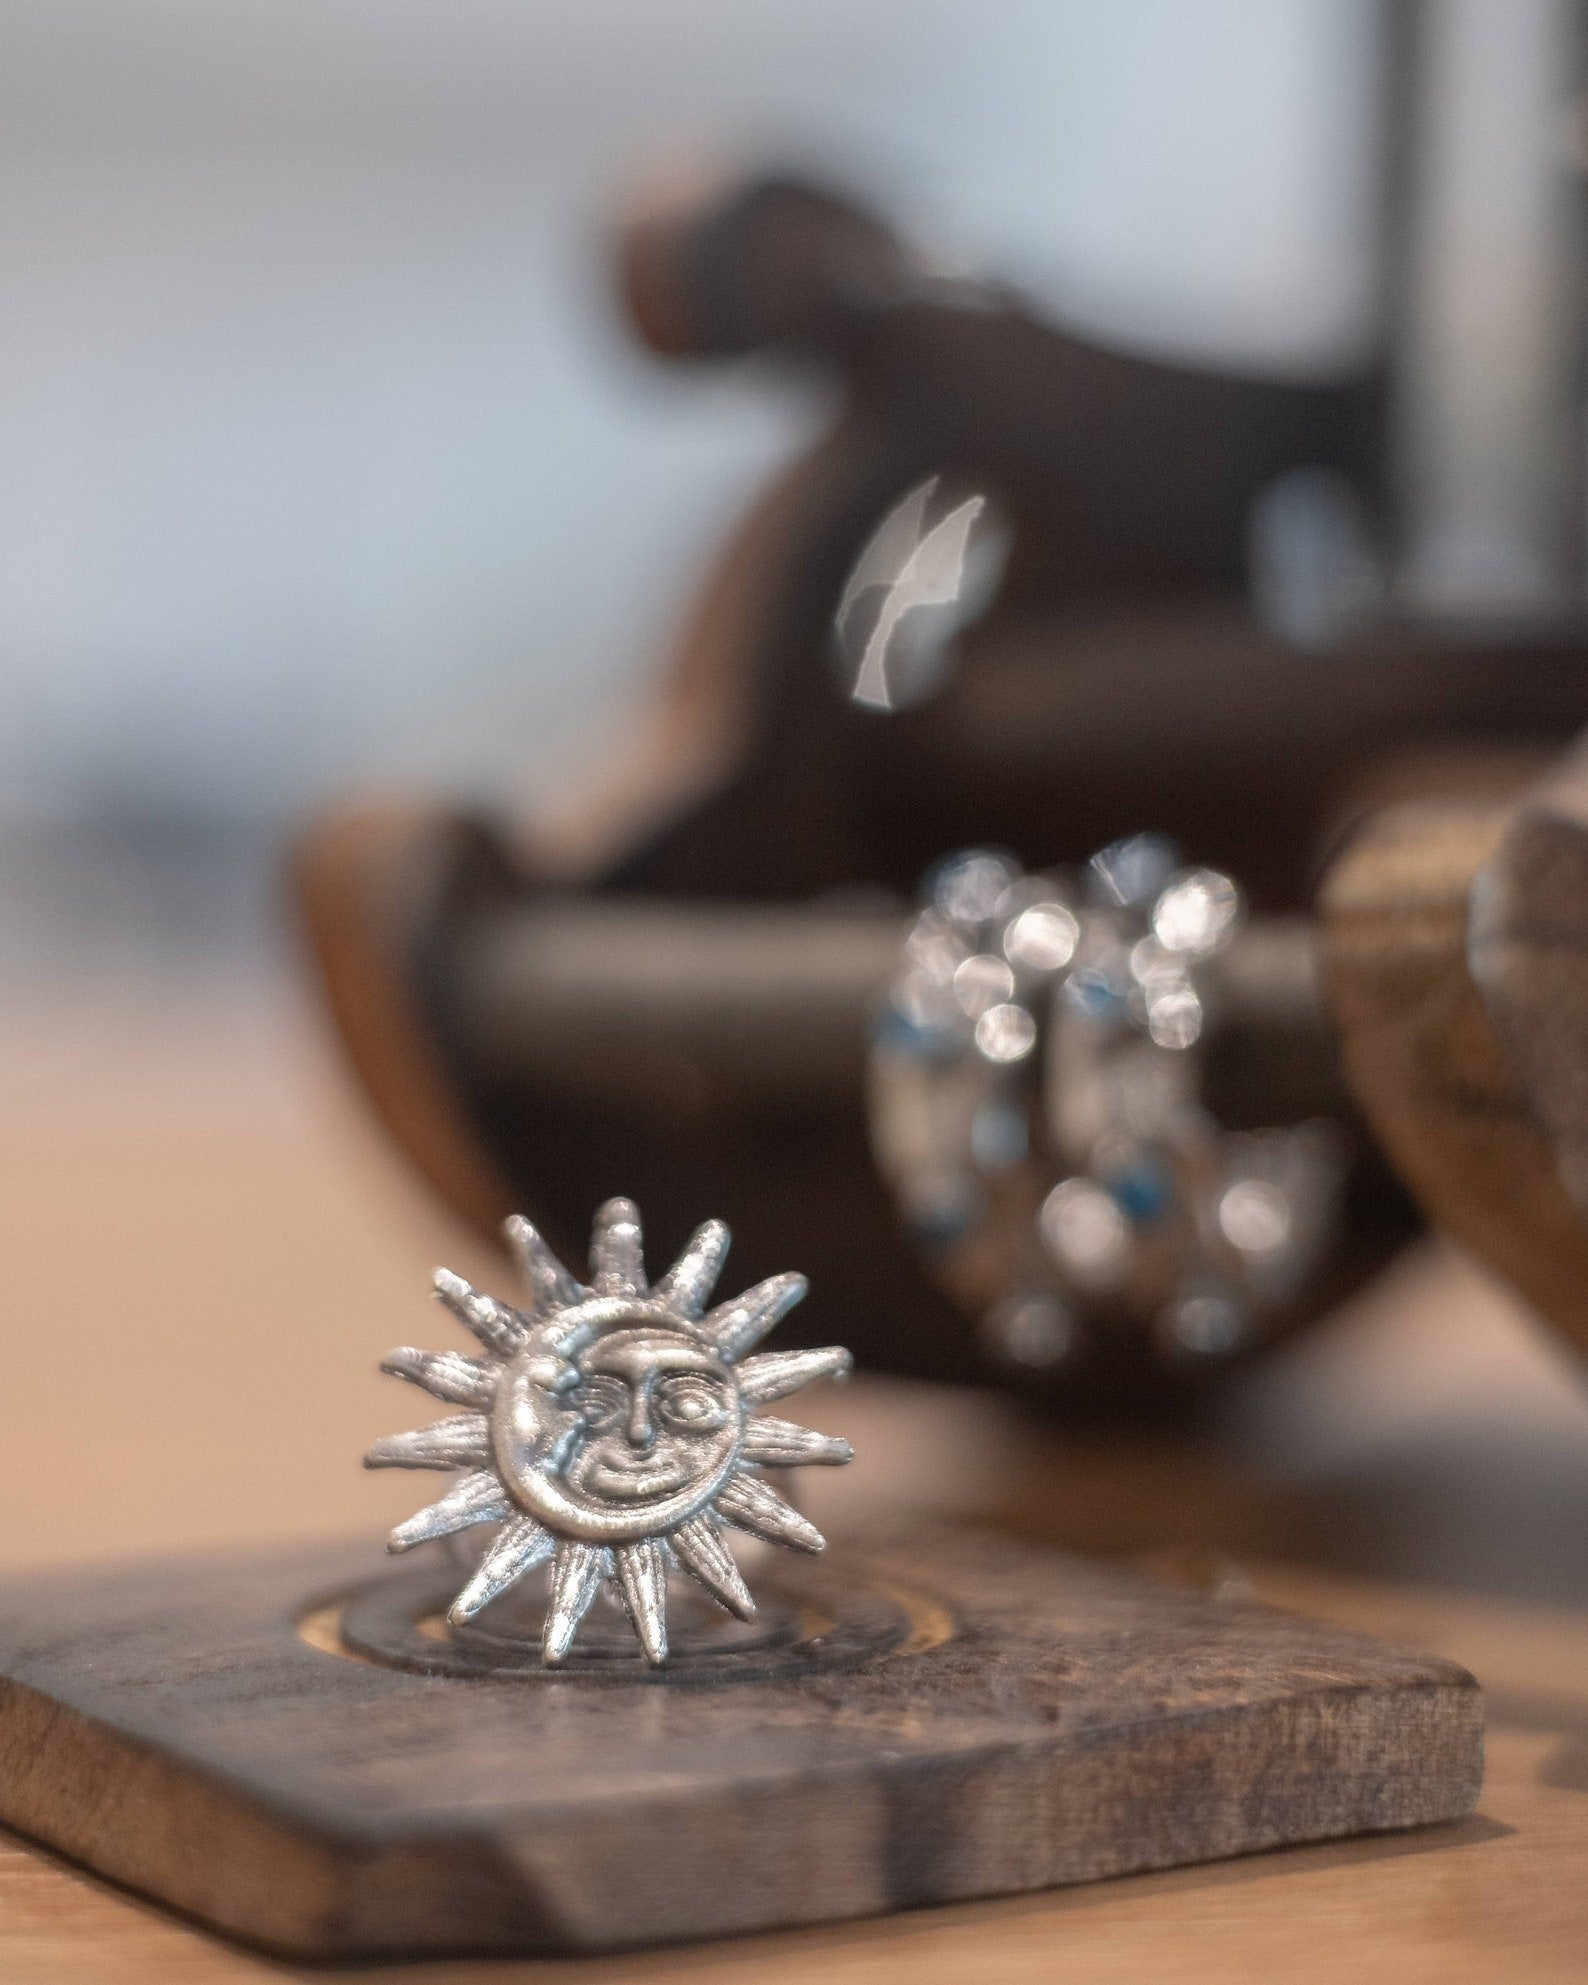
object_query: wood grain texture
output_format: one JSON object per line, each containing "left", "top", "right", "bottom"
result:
{"left": 0, "top": 1529, "right": 1478, "bottom": 1963}
{"left": 1469, "top": 735, "right": 1588, "bottom": 1223}
{"left": 1321, "top": 796, "right": 1588, "bottom": 1354}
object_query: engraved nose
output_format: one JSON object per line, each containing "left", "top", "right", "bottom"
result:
{"left": 625, "top": 1385, "right": 656, "bottom": 1450}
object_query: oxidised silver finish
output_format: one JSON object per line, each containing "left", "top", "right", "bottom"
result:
{"left": 367, "top": 1201, "right": 853, "bottom": 1666}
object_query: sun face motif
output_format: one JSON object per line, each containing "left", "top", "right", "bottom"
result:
{"left": 365, "top": 1199, "right": 854, "bottom": 1666}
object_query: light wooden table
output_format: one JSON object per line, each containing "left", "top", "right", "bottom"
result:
{"left": 3, "top": 971, "right": 1588, "bottom": 1981}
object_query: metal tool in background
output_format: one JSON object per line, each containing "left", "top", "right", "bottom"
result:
{"left": 296, "top": 11, "right": 1588, "bottom": 1403}
{"left": 296, "top": 802, "right": 1416, "bottom": 1409}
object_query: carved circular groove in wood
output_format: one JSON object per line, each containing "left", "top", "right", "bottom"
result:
{"left": 302, "top": 1560, "right": 954, "bottom": 1686}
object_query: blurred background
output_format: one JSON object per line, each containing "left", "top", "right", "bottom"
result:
{"left": 5, "top": 0, "right": 1588, "bottom": 1603}
{"left": 0, "top": 0, "right": 1386, "bottom": 834}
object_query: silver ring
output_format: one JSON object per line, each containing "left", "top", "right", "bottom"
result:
{"left": 366, "top": 1200, "right": 853, "bottom": 1666}
{"left": 867, "top": 838, "right": 1343, "bottom": 1372}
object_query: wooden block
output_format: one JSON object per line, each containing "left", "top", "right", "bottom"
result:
{"left": 0, "top": 1527, "right": 1481, "bottom": 1961}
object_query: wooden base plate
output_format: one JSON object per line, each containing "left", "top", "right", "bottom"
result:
{"left": 0, "top": 1527, "right": 1481, "bottom": 1960}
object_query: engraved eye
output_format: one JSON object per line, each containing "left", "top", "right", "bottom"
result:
{"left": 576, "top": 1376, "right": 626, "bottom": 1429}
{"left": 655, "top": 1374, "right": 730, "bottom": 1433}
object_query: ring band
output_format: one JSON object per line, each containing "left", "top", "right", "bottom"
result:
{"left": 867, "top": 838, "right": 1344, "bottom": 1373}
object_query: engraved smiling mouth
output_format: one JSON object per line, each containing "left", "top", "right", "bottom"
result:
{"left": 581, "top": 1450, "right": 693, "bottom": 1494}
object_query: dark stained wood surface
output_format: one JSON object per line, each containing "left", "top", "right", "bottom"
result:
{"left": 0, "top": 1529, "right": 1479, "bottom": 1962}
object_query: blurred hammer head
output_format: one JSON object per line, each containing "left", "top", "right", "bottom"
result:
{"left": 617, "top": 165, "right": 927, "bottom": 362}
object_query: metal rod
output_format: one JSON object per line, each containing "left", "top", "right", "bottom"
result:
{"left": 451, "top": 898, "right": 1340, "bottom": 1125}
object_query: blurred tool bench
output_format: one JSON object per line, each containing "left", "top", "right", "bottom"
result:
{"left": 295, "top": 171, "right": 1588, "bottom": 1412}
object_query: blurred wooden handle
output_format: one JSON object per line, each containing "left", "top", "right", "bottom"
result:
{"left": 1321, "top": 735, "right": 1588, "bottom": 1359}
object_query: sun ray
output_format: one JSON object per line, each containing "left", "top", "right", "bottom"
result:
{"left": 670, "top": 1515, "right": 755, "bottom": 1620}
{"left": 702, "top": 1272, "right": 808, "bottom": 1361}
{"left": 736, "top": 1345, "right": 853, "bottom": 1405}
{"left": 542, "top": 1542, "right": 610, "bottom": 1664}
{"left": 590, "top": 1196, "right": 647, "bottom": 1297}
{"left": 613, "top": 1539, "right": 669, "bottom": 1665}
{"left": 388, "top": 1470, "right": 513, "bottom": 1552}
{"left": 432, "top": 1270, "right": 528, "bottom": 1360}
{"left": 740, "top": 1417, "right": 854, "bottom": 1468}
{"left": 503, "top": 1214, "right": 587, "bottom": 1315}
{"left": 380, "top": 1347, "right": 499, "bottom": 1410}
{"left": 714, "top": 1471, "right": 826, "bottom": 1554}
{"left": 364, "top": 1413, "right": 491, "bottom": 1471}
{"left": 447, "top": 1517, "right": 556, "bottom": 1625}
{"left": 653, "top": 1219, "right": 730, "bottom": 1318}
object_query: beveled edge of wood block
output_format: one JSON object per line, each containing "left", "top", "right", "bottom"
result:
{"left": 0, "top": 1533, "right": 1484, "bottom": 1961}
